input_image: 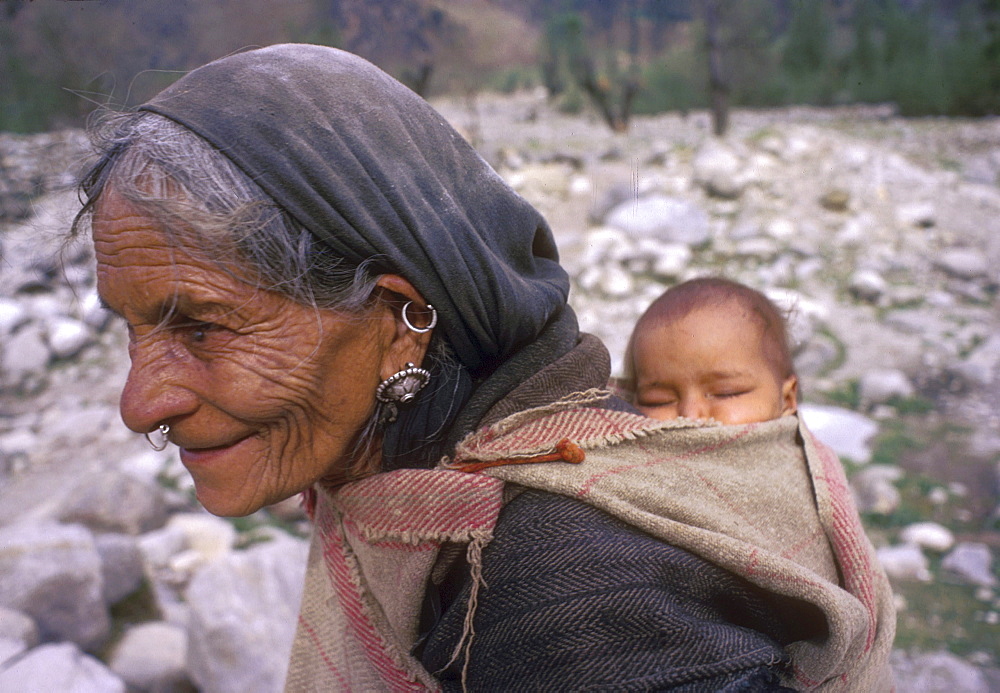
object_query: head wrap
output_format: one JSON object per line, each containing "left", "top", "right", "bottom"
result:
{"left": 138, "top": 44, "right": 578, "bottom": 463}
{"left": 140, "top": 43, "right": 569, "bottom": 376}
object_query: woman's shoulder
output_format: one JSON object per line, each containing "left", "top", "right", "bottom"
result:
{"left": 422, "top": 488, "right": 798, "bottom": 691}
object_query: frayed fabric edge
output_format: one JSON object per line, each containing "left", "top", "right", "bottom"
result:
{"left": 450, "top": 390, "right": 721, "bottom": 466}
{"left": 436, "top": 530, "right": 491, "bottom": 693}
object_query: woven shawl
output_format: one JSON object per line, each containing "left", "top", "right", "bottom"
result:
{"left": 285, "top": 402, "right": 895, "bottom": 691}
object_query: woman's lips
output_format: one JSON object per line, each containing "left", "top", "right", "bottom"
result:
{"left": 179, "top": 435, "right": 253, "bottom": 466}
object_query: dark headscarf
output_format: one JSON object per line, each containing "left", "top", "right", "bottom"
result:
{"left": 139, "top": 44, "right": 578, "bottom": 464}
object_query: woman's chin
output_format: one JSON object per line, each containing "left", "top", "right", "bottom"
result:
{"left": 181, "top": 437, "right": 274, "bottom": 516}
{"left": 191, "top": 479, "right": 293, "bottom": 518}
{"left": 194, "top": 492, "right": 258, "bottom": 518}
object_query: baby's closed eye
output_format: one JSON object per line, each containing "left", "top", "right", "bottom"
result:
{"left": 711, "top": 389, "right": 751, "bottom": 399}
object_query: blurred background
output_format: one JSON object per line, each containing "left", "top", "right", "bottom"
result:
{"left": 3, "top": 0, "right": 1000, "bottom": 133}
{"left": 1, "top": 1, "right": 999, "bottom": 691}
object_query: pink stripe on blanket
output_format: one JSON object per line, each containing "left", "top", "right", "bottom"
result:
{"left": 333, "top": 469, "right": 504, "bottom": 540}
{"left": 781, "top": 528, "right": 826, "bottom": 562}
{"left": 810, "top": 431, "right": 879, "bottom": 653}
{"left": 295, "top": 614, "right": 350, "bottom": 690}
{"left": 514, "top": 408, "right": 661, "bottom": 449}
{"left": 317, "top": 505, "right": 428, "bottom": 692}
{"left": 458, "top": 407, "right": 665, "bottom": 461}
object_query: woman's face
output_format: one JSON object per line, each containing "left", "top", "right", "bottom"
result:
{"left": 93, "top": 190, "right": 418, "bottom": 516}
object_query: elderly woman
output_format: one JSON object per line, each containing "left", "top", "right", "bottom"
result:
{"left": 74, "top": 45, "right": 893, "bottom": 691}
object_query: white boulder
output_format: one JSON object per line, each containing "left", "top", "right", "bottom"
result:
{"left": 0, "top": 642, "right": 125, "bottom": 693}
{"left": 899, "top": 522, "right": 955, "bottom": 553}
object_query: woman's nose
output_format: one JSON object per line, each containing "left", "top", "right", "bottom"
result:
{"left": 119, "top": 338, "right": 198, "bottom": 434}
{"left": 677, "top": 395, "right": 709, "bottom": 420}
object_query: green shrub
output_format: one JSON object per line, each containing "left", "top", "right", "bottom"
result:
{"left": 634, "top": 56, "right": 705, "bottom": 114}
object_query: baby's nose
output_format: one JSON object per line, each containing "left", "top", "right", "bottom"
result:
{"left": 677, "top": 395, "right": 709, "bottom": 420}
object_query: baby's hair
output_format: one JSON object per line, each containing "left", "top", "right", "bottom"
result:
{"left": 623, "top": 277, "right": 795, "bottom": 394}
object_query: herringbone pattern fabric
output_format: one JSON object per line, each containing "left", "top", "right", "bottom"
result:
{"left": 422, "top": 490, "right": 799, "bottom": 691}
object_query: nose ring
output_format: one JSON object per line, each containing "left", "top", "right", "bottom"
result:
{"left": 145, "top": 424, "right": 171, "bottom": 451}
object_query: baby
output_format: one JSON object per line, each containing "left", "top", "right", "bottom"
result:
{"left": 623, "top": 277, "right": 798, "bottom": 425}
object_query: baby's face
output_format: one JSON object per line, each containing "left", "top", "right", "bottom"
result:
{"left": 631, "top": 305, "right": 796, "bottom": 425}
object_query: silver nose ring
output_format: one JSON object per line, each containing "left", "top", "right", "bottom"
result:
{"left": 145, "top": 423, "right": 171, "bottom": 451}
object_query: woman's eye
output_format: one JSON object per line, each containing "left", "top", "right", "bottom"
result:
{"left": 175, "top": 320, "right": 215, "bottom": 343}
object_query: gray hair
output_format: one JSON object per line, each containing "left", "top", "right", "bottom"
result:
{"left": 72, "top": 109, "right": 381, "bottom": 312}
{"left": 73, "top": 109, "right": 464, "bottom": 472}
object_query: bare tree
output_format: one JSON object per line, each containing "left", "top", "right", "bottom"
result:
{"left": 701, "top": 0, "right": 729, "bottom": 136}
{"left": 568, "top": 0, "right": 644, "bottom": 132}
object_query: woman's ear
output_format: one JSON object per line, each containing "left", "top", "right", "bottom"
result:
{"left": 781, "top": 375, "right": 798, "bottom": 416}
{"left": 373, "top": 274, "right": 435, "bottom": 380}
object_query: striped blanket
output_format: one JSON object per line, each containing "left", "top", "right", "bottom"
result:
{"left": 285, "top": 392, "right": 894, "bottom": 691}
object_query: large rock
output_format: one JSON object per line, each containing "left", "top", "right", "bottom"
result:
{"left": 577, "top": 263, "right": 635, "bottom": 298}
{"left": 0, "top": 323, "right": 49, "bottom": 392}
{"left": 0, "top": 642, "right": 125, "bottom": 693}
{"left": 942, "top": 542, "right": 996, "bottom": 588}
{"left": 858, "top": 368, "right": 916, "bottom": 405}
{"left": 892, "top": 650, "right": 991, "bottom": 693}
{"left": 951, "top": 333, "right": 1000, "bottom": 388}
{"left": 798, "top": 403, "right": 879, "bottom": 464}
{"left": 137, "top": 524, "right": 192, "bottom": 627}
{"left": 0, "top": 298, "right": 29, "bottom": 334}
{"left": 0, "top": 607, "right": 38, "bottom": 667}
{"left": 848, "top": 269, "right": 888, "bottom": 304}
{"left": 615, "top": 237, "right": 692, "bottom": 279}
{"left": 0, "top": 606, "right": 38, "bottom": 648}
{"left": 0, "top": 522, "right": 110, "bottom": 649}
{"left": 504, "top": 162, "right": 573, "bottom": 199}
{"left": 0, "top": 638, "right": 26, "bottom": 670}
{"left": 95, "top": 533, "right": 146, "bottom": 605}
{"left": 850, "top": 465, "right": 904, "bottom": 516}
{"left": 877, "top": 543, "right": 931, "bottom": 582}
{"left": 0, "top": 469, "right": 168, "bottom": 535}
{"left": 108, "top": 621, "right": 190, "bottom": 692}
{"left": 899, "top": 522, "right": 955, "bottom": 553}
{"left": 78, "top": 289, "right": 112, "bottom": 330}
{"left": 604, "top": 195, "right": 711, "bottom": 246}
{"left": 794, "top": 337, "right": 840, "bottom": 377}
{"left": 934, "top": 248, "right": 990, "bottom": 280}
{"left": 692, "top": 141, "right": 746, "bottom": 199}
{"left": 166, "top": 512, "right": 237, "bottom": 566}
{"left": 185, "top": 534, "right": 308, "bottom": 693}
{"left": 45, "top": 317, "right": 92, "bottom": 360}
{"left": 895, "top": 201, "right": 936, "bottom": 228}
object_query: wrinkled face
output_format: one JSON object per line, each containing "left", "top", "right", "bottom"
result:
{"left": 93, "top": 190, "right": 402, "bottom": 516}
{"left": 631, "top": 303, "right": 797, "bottom": 425}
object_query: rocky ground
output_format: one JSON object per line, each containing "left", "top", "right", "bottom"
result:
{"left": 1, "top": 94, "right": 998, "bottom": 691}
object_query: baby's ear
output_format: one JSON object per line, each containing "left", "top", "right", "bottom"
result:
{"left": 781, "top": 375, "right": 798, "bottom": 416}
